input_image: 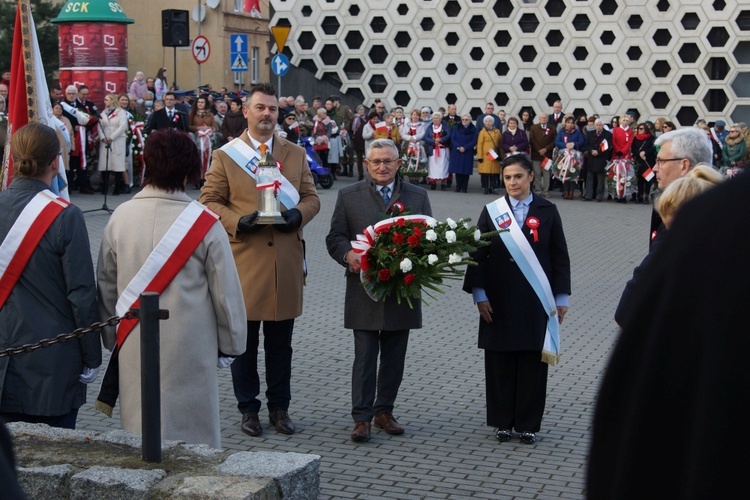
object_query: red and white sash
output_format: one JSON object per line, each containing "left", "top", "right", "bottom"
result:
{"left": 113, "top": 201, "right": 219, "bottom": 350}
{"left": 0, "top": 190, "right": 70, "bottom": 309}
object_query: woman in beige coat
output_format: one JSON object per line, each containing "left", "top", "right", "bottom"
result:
{"left": 476, "top": 115, "right": 504, "bottom": 194}
{"left": 97, "top": 94, "right": 129, "bottom": 194}
{"left": 97, "top": 129, "right": 247, "bottom": 449}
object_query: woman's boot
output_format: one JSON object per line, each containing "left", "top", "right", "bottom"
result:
{"left": 112, "top": 172, "right": 124, "bottom": 195}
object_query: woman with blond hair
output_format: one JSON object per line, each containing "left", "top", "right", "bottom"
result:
{"left": 98, "top": 93, "right": 129, "bottom": 195}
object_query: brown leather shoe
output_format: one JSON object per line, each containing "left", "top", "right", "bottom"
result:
{"left": 269, "top": 408, "right": 296, "bottom": 434}
{"left": 241, "top": 412, "right": 262, "bottom": 436}
{"left": 374, "top": 412, "right": 404, "bottom": 435}
{"left": 351, "top": 421, "right": 371, "bottom": 442}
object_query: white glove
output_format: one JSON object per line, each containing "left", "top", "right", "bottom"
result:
{"left": 217, "top": 356, "right": 235, "bottom": 369}
{"left": 79, "top": 366, "right": 101, "bottom": 384}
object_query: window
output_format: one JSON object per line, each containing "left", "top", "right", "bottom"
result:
{"left": 251, "top": 46, "right": 259, "bottom": 84}
{"left": 234, "top": 0, "right": 242, "bottom": 13}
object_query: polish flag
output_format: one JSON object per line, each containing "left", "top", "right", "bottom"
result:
{"left": 541, "top": 157, "right": 551, "bottom": 170}
{"left": 486, "top": 149, "right": 499, "bottom": 161}
{"left": 2, "top": 0, "right": 68, "bottom": 200}
{"left": 600, "top": 139, "right": 609, "bottom": 152}
{"left": 375, "top": 121, "right": 387, "bottom": 131}
{"left": 244, "top": 0, "right": 262, "bottom": 18}
{"left": 642, "top": 168, "right": 654, "bottom": 181}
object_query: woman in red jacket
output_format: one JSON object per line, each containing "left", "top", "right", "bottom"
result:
{"left": 611, "top": 115, "right": 634, "bottom": 203}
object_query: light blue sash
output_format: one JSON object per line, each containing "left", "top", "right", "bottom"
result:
{"left": 219, "top": 138, "right": 300, "bottom": 209}
{"left": 486, "top": 196, "right": 560, "bottom": 365}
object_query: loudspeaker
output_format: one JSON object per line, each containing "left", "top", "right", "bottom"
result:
{"left": 162, "top": 9, "right": 189, "bottom": 47}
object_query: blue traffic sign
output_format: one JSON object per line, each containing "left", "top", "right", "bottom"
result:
{"left": 272, "top": 53, "right": 290, "bottom": 76}
{"left": 230, "top": 33, "right": 248, "bottom": 73}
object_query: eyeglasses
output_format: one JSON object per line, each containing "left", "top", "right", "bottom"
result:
{"left": 654, "top": 157, "right": 685, "bottom": 166}
{"left": 368, "top": 159, "right": 398, "bottom": 167}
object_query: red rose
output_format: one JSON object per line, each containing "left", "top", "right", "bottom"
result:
{"left": 395, "top": 218, "right": 406, "bottom": 227}
{"left": 412, "top": 227, "right": 423, "bottom": 237}
{"left": 361, "top": 254, "right": 370, "bottom": 272}
{"left": 393, "top": 233, "right": 405, "bottom": 244}
{"left": 403, "top": 273, "right": 415, "bottom": 285}
{"left": 378, "top": 269, "right": 391, "bottom": 281}
{"left": 407, "top": 235, "right": 420, "bottom": 247}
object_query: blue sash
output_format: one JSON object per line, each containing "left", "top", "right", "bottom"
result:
{"left": 219, "top": 138, "right": 300, "bottom": 209}
{"left": 486, "top": 196, "right": 560, "bottom": 365}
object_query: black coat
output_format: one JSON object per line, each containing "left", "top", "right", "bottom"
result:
{"left": 326, "top": 176, "right": 432, "bottom": 331}
{"left": 584, "top": 129, "right": 612, "bottom": 174}
{"left": 631, "top": 134, "right": 657, "bottom": 174}
{"left": 463, "top": 195, "right": 571, "bottom": 352}
{"left": 145, "top": 108, "right": 188, "bottom": 134}
{"left": 588, "top": 171, "right": 750, "bottom": 499}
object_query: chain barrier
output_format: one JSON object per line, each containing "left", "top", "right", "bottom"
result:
{"left": 0, "top": 313, "right": 133, "bottom": 358}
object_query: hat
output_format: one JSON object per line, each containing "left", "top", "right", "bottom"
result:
{"left": 284, "top": 111, "right": 296, "bottom": 119}
{"left": 715, "top": 119, "right": 726, "bottom": 127}
{"left": 226, "top": 92, "right": 238, "bottom": 100}
{"left": 210, "top": 91, "right": 223, "bottom": 100}
{"left": 421, "top": 106, "right": 432, "bottom": 114}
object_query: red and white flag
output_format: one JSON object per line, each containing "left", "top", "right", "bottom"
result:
{"left": 642, "top": 167, "right": 654, "bottom": 181}
{"left": 375, "top": 121, "right": 387, "bottom": 131}
{"left": 541, "top": 157, "right": 551, "bottom": 170}
{"left": 2, "top": 0, "right": 68, "bottom": 201}
{"left": 244, "top": 0, "right": 262, "bottom": 18}
{"left": 485, "top": 149, "right": 499, "bottom": 161}
{"left": 600, "top": 139, "right": 609, "bottom": 152}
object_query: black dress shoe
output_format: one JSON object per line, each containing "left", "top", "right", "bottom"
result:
{"left": 269, "top": 408, "right": 295, "bottom": 434}
{"left": 241, "top": 412, "right": 262, "bottom": 436}
{"left": 495, "top": 429, "right": 512, "bottom": 442}
{"left": 519, "top": 432, "right": 537, "bottom": 444}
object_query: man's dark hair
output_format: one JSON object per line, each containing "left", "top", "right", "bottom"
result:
{"left": 231, "top": 97, "right": 243, "bottom": 107}
{"left": 164, "top": 91, "right": 176, "bottom": 100}
{"left": 78, "top": 85, "right": 89, "bottom": 92}
{"left": 245, "top": 82, "right": 277, "bottom": 102}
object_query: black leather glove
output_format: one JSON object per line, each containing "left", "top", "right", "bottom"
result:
{"left": 237, "top": 212, "right": 263, "bottom": 233}
{"left": 276, "top": 208, "right": 302, "bottom": 233}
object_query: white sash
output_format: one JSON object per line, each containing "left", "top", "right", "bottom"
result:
{"left": 115, "top": 201, "right": 218, "bottom": 319}
{"left": 219, "top": 138, "right": 300, "bottom": 209}
{"left": 486, "top": 196, "right": 560, "bottom": 365}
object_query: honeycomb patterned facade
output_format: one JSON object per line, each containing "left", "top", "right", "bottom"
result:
{"left": 270, "top": 0, "right": 750, "bottom": 125}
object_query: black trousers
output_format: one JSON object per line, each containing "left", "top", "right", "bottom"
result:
{"left": 0, "top": 409, "right": 79, "bottom": 430}
{"left": 231, "top": 319, "right": 294, "bottom": 415}
{"left": 585, "top": 171, "right": 606, "bottom": 200}
{"left": 351, "top": 329, "right": 410, "bottom": 422}
{"left": 484, "top": 350, "right": 548, "bottom": 432}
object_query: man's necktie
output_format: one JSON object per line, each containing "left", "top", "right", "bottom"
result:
{"left": 380, "top": 186, "right": 391, "bottom": 205}
{"left": 259, "top": 144, "right": 268, "bottom": 156}
{"left": 168, "top": 110, "right": 173, "bottom": 120}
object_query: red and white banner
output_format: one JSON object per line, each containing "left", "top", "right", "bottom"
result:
{"left": 600, "top": 139, "right": 609, "bottom": 152}
{"left": 642, "top": 167, "right": 654, "bottom": 181}
{"left": 541, "top": 157, "right": 551, "bottom": 171}
{"left": 375, "top": 121, "right": 387, "bottom": 131}
{"left": 0, "top": 190, "right": 69, "bottom": 309}
{"left": 486, "top": 149, "right": 499, "bottom": 161}
{"left": 3, "top": 0, "right": 69, "bottom": 200}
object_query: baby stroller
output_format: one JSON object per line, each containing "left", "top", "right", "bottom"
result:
{"left": 304, "top": 137, "right": 334, "bottom": 189}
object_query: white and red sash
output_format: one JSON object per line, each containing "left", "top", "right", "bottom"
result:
{"left": 113, "top": 201, "right": 219, "bottom": 350}
{"left": 197, "top": 128, "right": 213, "bottom": 178}
{"left": 0, "top": 190, "right": 70, "bottom": 309}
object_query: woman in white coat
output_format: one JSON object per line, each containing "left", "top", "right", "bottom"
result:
{"left": 97, "top": 94, "right": 128, "bottom": 195}
{"left": 96, "top": 128, "right": 247, "bottom": 449}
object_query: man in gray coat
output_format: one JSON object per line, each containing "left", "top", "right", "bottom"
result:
{"left": 326, "top": 139, "right": 432, "bottom": 443}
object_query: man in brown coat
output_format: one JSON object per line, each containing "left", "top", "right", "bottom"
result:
{"left": 528, "top": 113, "right": 557, "bottom": 198}
{"left": 200, "top": 82, "right": 320, "bottom": 437}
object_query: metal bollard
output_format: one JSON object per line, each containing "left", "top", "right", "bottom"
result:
{"left": 140, "top": 292, "right": 162, "bottom": 463}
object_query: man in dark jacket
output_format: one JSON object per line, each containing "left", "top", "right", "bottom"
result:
{"left": 583, "top": 118, "right": 612, "bottom": 201}
{"left": 326, "top": 139, "right": 432, "bottom": 443}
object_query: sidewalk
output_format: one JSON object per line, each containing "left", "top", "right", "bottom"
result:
{"left": 73, "top": 175, "right": 649, "bottom": 499}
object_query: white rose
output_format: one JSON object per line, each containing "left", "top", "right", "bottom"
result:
{"left": 463, "top": 221, "right": 470, "bottom": 229}
{"left": 445, "top": 230, "right": 456, "bottom": 243}
{"left": 425, "top": 217, "right": 437, "bottom": 228}
{"left": 446, "top": 218, "right": 457, "bottom": 229}
{"left": 399, "top": 258, "right": 413, "bottom": 273}
{"left": 474, "top": 229, "right": 481, "bottom": 241}
{"left": 426, "top": 229, "right": 437, "bottom": 241}
{"left": 448, "top": 253, "right": 462, "bottom": 264}
{"left": 427, "top": 254, "right": 438, "bottom": 265}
